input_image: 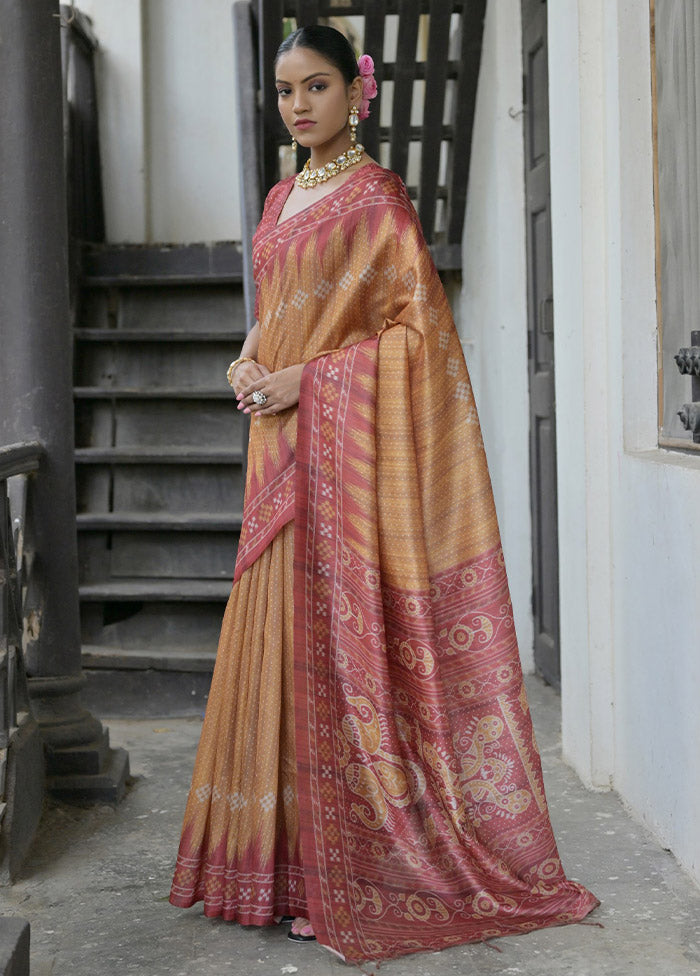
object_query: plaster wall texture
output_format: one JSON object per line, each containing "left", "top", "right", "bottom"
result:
{"left": 549, "top": 0, "right": 700, "bottom": 885}
{"left": 76, "top": 0, "right": 148, "bottom": 241}
{"left": 460, "top": 0, "right": 534, "bottom": 672}
{"left": 144, "top": 0, "right": 240, "bottom": 243}
{"left": 79, "top": 0, "right": 240, "bottom": 242}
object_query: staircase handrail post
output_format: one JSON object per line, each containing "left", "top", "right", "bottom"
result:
{"left": 0, "top": 441, "right": 44, "bottom": 882}
{"left": 0, "top": 0, "right": 128, "bottom": 806}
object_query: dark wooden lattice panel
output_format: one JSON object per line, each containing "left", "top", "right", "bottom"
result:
{"left": 246, "top": 0, "right": 485, "bottom": 269}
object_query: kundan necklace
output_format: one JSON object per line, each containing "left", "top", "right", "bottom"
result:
{"left": 295, "top": 144, "right": 365, "bottom": 189}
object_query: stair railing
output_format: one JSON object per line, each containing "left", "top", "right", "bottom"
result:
{"left": 0, "top": 443, "right": 43, "bottom": 835}
{"left": 60, "top": 3, "right": 105, "bottom": 245}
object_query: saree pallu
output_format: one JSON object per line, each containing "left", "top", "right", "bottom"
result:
{"left": 171, "top": 163, "right": 598, "bottom": 963}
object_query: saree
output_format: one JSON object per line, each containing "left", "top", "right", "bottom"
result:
{"left": 170, "top": 162, "right": 598, "bottom": 963}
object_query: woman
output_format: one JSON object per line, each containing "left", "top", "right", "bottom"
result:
{"left": 170, "top": 24, "right": 598, "bottom": 965}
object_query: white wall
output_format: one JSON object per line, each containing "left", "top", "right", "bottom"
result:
{"left": 78, "top": 0, "right": 148, "bottom": 241}
{"left": 549, "top": 0, "right": 700, "bottom": 884}
{"left": 144, "top": 0, "right": 239, "bottom": 243}
{"left": 80, "top": 0, "right": 240, "bottom": 243}
{"left": 460, "top": 0, "right": 533, "bottom": 672}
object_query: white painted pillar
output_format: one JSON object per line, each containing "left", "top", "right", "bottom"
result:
{"left": 547, "top": 0, "right": 615, "bottom": 788}
{"left": 460, "top": 0, "right": 533, "bottom": 672}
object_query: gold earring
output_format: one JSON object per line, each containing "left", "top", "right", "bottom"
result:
{"left": 349, "top": 107, "right": 359, "bottom": 145}
{"left": 291, "top": 136, "right": 297, "bottom": 151}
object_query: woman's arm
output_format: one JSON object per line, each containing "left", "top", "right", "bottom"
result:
{"left": 228, "top": 323, "right": 270, "bottom": 394}
{"left": 238, "top": 321, "right": 261, "bottom": 361}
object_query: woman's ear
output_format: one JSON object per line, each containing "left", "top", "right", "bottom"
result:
{"left": 349, "top": 75, "right": 363, "bottom": 107}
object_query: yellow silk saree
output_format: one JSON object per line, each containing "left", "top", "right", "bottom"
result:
{"left": 170, "top": 163, "right": 598, "bottom": 964}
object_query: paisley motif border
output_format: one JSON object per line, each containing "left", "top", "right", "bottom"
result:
{"left": 293, "top": 339, "right": 599, "bottom": 964}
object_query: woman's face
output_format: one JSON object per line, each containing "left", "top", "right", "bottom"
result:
{"left": 275, "top": 47, "right": 362, "bottom": 157}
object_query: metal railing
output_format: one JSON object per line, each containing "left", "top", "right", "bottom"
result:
{"left": 0, "top": 442, "right": 42, "bottom": 827}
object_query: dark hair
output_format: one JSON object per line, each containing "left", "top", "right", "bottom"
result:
{"left": 275, "top": 25, "right": 359, "bottom": 85}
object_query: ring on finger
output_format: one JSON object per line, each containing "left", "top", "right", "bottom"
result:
{"left": 252, "top": 390, "right": 267, "bottom": 406}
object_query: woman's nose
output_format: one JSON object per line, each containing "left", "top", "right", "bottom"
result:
{"left": 293, "top": 92, "right": 309, "bottom": 113}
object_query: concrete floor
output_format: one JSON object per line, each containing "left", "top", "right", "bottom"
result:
{"left": 3, "top": 675, "right": 700, "bottom": 976}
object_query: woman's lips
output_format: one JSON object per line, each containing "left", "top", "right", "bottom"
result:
{"left": 294, "top": 120, "right": 316, "bottom": 129}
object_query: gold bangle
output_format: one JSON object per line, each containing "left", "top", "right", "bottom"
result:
{"left": 226, "top": 357, "right": 256, "bottom": 388}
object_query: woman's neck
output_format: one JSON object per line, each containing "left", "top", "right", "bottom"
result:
{"left": 309, "top": 131, "right": 355, "bottom": 170}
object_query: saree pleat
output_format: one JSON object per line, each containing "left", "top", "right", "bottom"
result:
{"left": 170, "top": 521, "right": 307, "bottom": 922}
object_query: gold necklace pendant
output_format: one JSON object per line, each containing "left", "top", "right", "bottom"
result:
{"left": 295, "top": 144, "right": 365, "bottom": 190}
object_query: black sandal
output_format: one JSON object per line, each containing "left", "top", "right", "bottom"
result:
{"left": 287, "top": 929, "right": 317, "bottom": 943}
{"left": 287, "top": 919, "right": 316, "bottom": 943}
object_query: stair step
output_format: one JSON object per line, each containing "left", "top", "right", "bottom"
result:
{"left": 77, "top": 512, "right": 243, "bottom": 531}
{"left": 79, "top": 578, "right": 232, "bottom": 601}
{"left": 80, "top": 241, "right": 244, "bottom": 285}
{"left": 74, "top": 387, "right": 235, "bottom": 399}
{"left": 75, "top": 446, "right": 243, "bottom": 464}
{"left": 84, "top": 274, "right": 242, "bottom": 287}
{"left": 74, "top": 328, "right": 245, "bottom": 342}
{"left": 74, "top": 243, "right": 247, "bottom": 677}
{"left": 82, "top": 644, "right": 217, "bottom": 672}
{"left": 82, "top": 668, "right": 212, "bottom": 718}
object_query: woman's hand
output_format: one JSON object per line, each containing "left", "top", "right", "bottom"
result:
{"left": 231, "top": 360, "right": 270, "bottom": 396}
{"left": 236, "top": 363, "right": 304, "bottom": 417}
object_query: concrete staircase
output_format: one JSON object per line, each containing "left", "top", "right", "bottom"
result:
{"left": 74, "top": 244, "right": 246, "bottom": 716}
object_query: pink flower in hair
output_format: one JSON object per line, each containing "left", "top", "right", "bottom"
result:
{"left": 363, "top": 76, "right": 378, "bottom": 100}
{"left": 357, "top": 53, "right": 378, "bottom": 121}
{"left": 358, "top": 54, "right": 374, "bottom": 76}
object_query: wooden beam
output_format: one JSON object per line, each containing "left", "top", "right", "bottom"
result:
{"left": 361, "top": 0, "right": 387, "bottom": 161}
{"left": 295, "top": 0, "right": 319, "bottom": 25}
{"left": 447, "top": 0, "right": 486, "bottom": 244}
{"left": 390, "top": 0, "right": 420, "bottom": 182}
{"left": 418, "top": 0, "right": 451, "bottom": 238}
{"left": 283, "top": 0, "right": 465, "bottom": 14}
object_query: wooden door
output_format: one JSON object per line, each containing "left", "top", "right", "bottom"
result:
{"left": 522, "top": 0, "right": 560, "bottom": 687}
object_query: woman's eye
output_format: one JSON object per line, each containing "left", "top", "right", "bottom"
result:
{"left": 310, "top": 83, "right": 327, "bottom": 92}
{"left": 276, "top": 88, "right": 291, "bottom": 97}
